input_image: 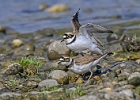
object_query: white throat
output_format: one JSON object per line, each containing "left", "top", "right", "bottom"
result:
{"left": 66, "top": 35, "right": 76, "bottom": 44}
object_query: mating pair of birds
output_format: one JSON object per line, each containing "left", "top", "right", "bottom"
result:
{"left": 58, "top": 9, "right": 113, "bottom": 83}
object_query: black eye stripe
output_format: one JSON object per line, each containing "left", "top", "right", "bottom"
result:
{"left": 64, "top": 34, "right": 67, "bottom": 36}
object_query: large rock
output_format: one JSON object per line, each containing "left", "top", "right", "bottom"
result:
{"left": 128, "top": 72, "right": 140, "bottom": 86}
{"left": 49, "top": 70, "right": 69, "bottom": 84}
{"left": 47, "top": 40, "right": 70, "bottom": 60}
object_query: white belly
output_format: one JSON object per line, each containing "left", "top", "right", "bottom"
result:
{"left": 67, "top": 36, "right": 93, "bottom": 52}
{"left": 68, "top": 62, "right": 93, "bottom": 74}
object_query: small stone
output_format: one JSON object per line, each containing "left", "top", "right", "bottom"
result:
{"left": 118, "top": 81, "right": 128, "bottom": 86}
{"left": 136, "top": 59, "right": 140, "bottom": 65}
{"left": 3, "top": 63, "right": 23, "bottom": 75}
{"left": 0, "top": 45, "right": 11, "bottom": 53}
{"left": 122, "top": 85, "right": 135, "bottom": 90}
{"left": 0, "top": 92, "right": 21, "bottom": 100}
{"left": 49, "top": 70, "right": 68, "bottom": 84}
{"left": 104, "top": 88, "right": 113, "bottom": 93}
{"left": 119, "top": 89, "right": 135, "bottom": 99}
{"left": 68, "top": 73, "right": 79, "bottom": 83}
{"left": 100, "top": 74, "right": 106, "bottom": 78}
{"left": 13, "top": 43, "right": 35, "bottom": 55}
{"left": 12, "top": 39, "right": 23, "bottom": 48}
{"left": 75, "top": 95, "right": 97, "bottom": 100}
{"left": 93, "top": 76, "right": 101, "bottom": 81}
{"left": 116, "top": 69, "right": 121, "bottom": 75}
{"left": 47, "top": 4, "right": 70, "bottom": 12}
{"left": 29, "top": 91, "right": 42, "bottom": 96}
{"left": 128, "top": 72, "right": 140, "bottom": 86}
{"left": 27, "top": 81, "right": 38, "bottom": 87}
{"left": 118, "top": 74, "right": 127, "bottom": 82}
{"left": 24, "top": 43, "right": 35, "bottom": 51}
{"left": 29, "top": 91, "right": 42, "bottom": 100}
{"left": 0, "top": 87, "right": 10, "bottom": 94}
{"left": 38, "top": 79, "right": 59, "bottom": 89}
{"left": 39, "top": 62, "right": 57, "bottom": 72}
{"left": 44, "top": 90, "right": 65, "bottom": 100}
{"left": 76, "top": 77, "right": 83, "bottom": 84}
{"left": 29, "top": 96, "right": 39, "bottom": 100}
{"left": 135, "top": 67, "right": 140, "bottom": 72}
{"left": 107, "top": 70, "right": 118, "bottom": 79}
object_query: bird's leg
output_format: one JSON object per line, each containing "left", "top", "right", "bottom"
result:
{"left": 85, "top": 71, "right": 93, "bottom": 85}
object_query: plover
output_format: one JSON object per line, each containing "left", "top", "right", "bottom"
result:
{"left": 61, "top": 9, "right": 113, "bottom": 54}
{"left": 58, "top": 53, "right": 112, "bottom": 83}
{"left": 61, "top": 32, "right": 103, "bottom": 55}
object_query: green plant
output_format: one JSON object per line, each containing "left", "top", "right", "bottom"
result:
{"left": 65, "top": 89, "right": 74, "bottom": 98}
{"left": 75, "top": 85, "right": 87, "bottom": 96}
{"left": 63, "top": 85, "right": 87, "bottom": 100}
{"left": 44, "top": 85, "right": 58, "bottom": 91}
{"left": 19, "top": 57, "right": 43, "bottom": 73}
{"left": 8, "top": 79, "right": 19, "bottom": 87}
{"left": 135, "top": 86, "right": 140, "bottom": 95}
{"left": 39, "top": 85, "right": 58, "bottom": 98}
{"left": 19, "top": 57, "right": 42, "bottom": 67}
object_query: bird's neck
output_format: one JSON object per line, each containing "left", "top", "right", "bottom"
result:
{"left": 66, "top": 58, "right": 73, "bottom": 68}
{"left": 66, "top": 35, "right": 76, "bottom": 45}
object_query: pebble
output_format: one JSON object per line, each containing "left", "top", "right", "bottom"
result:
{"left": 128, "top": 72, "right": 140, "bottom": 86}
{"left": 38, "top": 79, "right": 59, "bottom": 89}
{"left": 49, "top": 70, "right": 69, "bottom": 84}
{"left": 3, "top": 63, "right": 23, "bottom": 75}
{"left": 75, "top": 95, "right": 97, "bottom": 100}
{"left": 12, "top": 39, "right": 23, "bottom": 48}
{"left": 119, "top": 89, "right": 135, "bottom": 100}
{"left": 0, "top": 92, "right": 21, "bottom": 100}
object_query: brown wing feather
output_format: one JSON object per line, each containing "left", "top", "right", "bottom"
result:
{"left": 71, "top": 8, "right": 81, "bottom": 35}
{"left": 88, "top": 24, "right": 114, "bottom": 33}
{"left": 87, "top": 30, "right": 103, "bottom": 47}
{"left": 74, "top": 55, "right": 102, "bottom": 65}
{"left": 85, "top": 23, "right": 113, "bottom": 47}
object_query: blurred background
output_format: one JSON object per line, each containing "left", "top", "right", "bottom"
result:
{"left": 0, "top": 0, "right": 140, "bottom": 34}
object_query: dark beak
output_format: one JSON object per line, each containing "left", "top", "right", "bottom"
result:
{"left": 57, "top": 61, "right": 61, "bottom": 64}
{"left": 61, "top": 38, "right": 65, "bottom": 42}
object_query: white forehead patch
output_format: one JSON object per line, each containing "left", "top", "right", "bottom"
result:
{"left": 63, "top": 35, "right": 66, "bottom": 38}
{"left": 59, "top": 58, "right": 64, "bottom": 61}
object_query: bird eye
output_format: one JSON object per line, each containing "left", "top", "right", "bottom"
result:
{"left": 67, "top": 34, "right": 70, "bottom": 38}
